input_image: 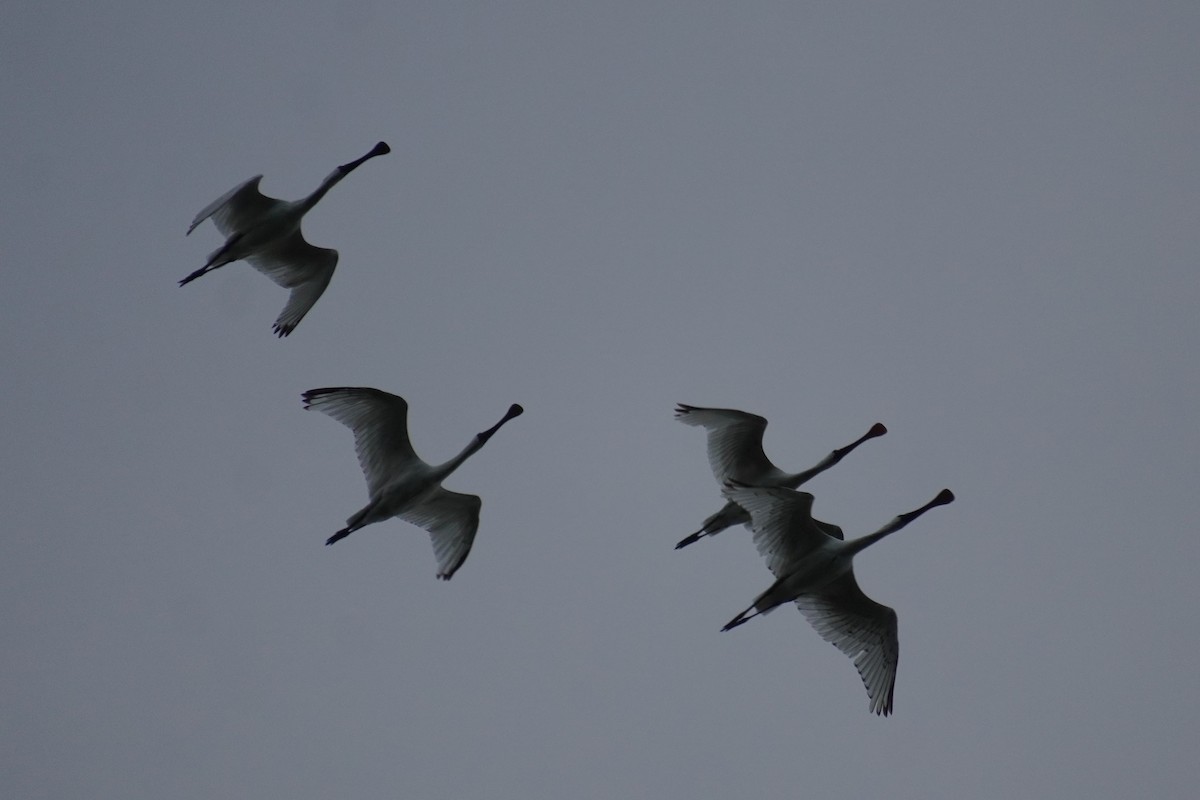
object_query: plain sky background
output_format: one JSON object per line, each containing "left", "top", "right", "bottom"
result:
{"left": 3, "top": 2, "right": 1198, "bottom": 798}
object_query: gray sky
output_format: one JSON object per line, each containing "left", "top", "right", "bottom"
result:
{"left": 3, "top": 2, "right": 1199, "bottom": 797}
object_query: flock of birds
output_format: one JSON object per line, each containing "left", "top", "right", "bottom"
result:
{"left": 181, "top": 142, "right": 956, "bottom": 715}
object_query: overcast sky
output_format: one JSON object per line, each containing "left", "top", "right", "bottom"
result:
{"left": 3, "top": 2, "right": 1199, "bottom": 798}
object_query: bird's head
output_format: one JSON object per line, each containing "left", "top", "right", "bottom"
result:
{"left": 336, "top": 141, "right": 392, "bottom": 174}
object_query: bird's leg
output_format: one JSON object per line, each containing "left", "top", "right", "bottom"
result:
{"left": 721, "top": 605, "right": 762, "bottom": 631}
{"left": 676, "top": 504, "right": 738, "bottom": 549}
{"left": 178, "top": 265, "right": 213, "bottom": 286}
{"left": 325, "top": 526, "right": 353, "bottom": 546}
{"left": 674, "top": 528, "right": 708, "bottom": 549}
{"left": 328, "top": 501, "right": 377, "bottom": 545}
{"left": 181, "top": 232, "right": 245, "bottom": 285}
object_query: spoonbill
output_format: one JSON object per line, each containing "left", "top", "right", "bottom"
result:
{"left": 182, "top": 141, "right": 391, "bottom": 336}
{"left": 674, "top": 404, "right": 886, "bottom": 548}
{"left": 302, "top": 387, "right": 523, "bottom": 580}
{"left": 721, "top": 482, "right": 955, "bottom": 715}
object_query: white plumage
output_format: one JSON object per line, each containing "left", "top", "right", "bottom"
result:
{"left": 303, "top": 387, "right": 523, "bottom": 580}
{"left": 182, "top": 141, "right": 391, "bottom": 336}
{"left": 721, "top": 482, "right": 955, "bottom": 716}
{"left": 674, "top": 404, "right": 886, "bottom": 548}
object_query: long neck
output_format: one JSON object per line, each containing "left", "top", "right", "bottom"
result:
{"left": 432, "top": 405, "right": 522, "bottom": 479}
{"left": 297, "top": 170, "right": 347, "bottom": 215}
{"left": 296, "top": 144, "right": 388, "bottom": 214}
{"left": 844, "top": 489, "right": 954, "bottom": 557}
{"left": 785, "top": 422, "right": 887, "bottom": 487}
{"left": 843, "top": 515, "right": 909, "bottom": 557}
{"left": 433, "top": 435, "right": 488, "bottom": 480}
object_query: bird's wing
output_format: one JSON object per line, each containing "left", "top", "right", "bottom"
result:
{"left": 814, "top": 519, "right": 845, "bottom": 541}
{"left": 244, "top": 230, "right": 338, "bottom": 337}
{"left": 721, "top": 484, "right": 830, "bottom": 576}
{"left": 398, "top": 488, "right": 481, "bottom": 580}
{"left": 302, "top": 388, "right": 419, "bottom": 496}
{"left": 188, "top": 176, "right": 285, "bottom": 236}
{"left": 795, "top": 572, "right": 899, "bottom": 716}
{"left": 675, "top": 404, "right": 773, "bottom": 483}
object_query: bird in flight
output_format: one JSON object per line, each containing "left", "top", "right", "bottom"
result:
{"left": 674, "top": 404, "right": 886, "bottom": 548}
{"left": 721, "top": 482, "right": 955, "bottom": 716}
{"left": 182, "top": 141, "right": 391, "bottom": 336}
{"left": 303, "top": 387, "right": 523, "bottom": 580}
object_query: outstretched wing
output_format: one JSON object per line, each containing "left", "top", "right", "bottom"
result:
{"left": 188, "top": 175, "right": 285, "bottom": 236}
{"left": 302, "top": 388, "right": 420, "bottom": 496}
{"left": 245, "top": 230, "right": 338, "bottom": 336}
{"left": 795, "top": 572, "right": 899, "bottom": 716}
{"left": 721, "top": 484, "right": 831, "bottom": 576}
{"left": 675, "top": 404, "right": 774, "bottom": 483}
{"left": 399, "top": 489, "right": 482, "bottom": 580}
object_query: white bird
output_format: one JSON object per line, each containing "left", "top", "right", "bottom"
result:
{"left": 720, "top": 482, "right": 955, "bottom": 716}
{"left": 182, "top": 141, "right": 391, "bottom": 337}
{"left": 302, "top": 387, "right": 523, "bottom": 580}
{"left": 674, "top": 404, "right": 886, "bottom": 548}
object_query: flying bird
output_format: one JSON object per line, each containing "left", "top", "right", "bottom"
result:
{"left": 302, "top": 387, "right": 523, "bottom": 580}
{"left": 182, "top": 141, "right": 391, "bottom": 336}
{"left": 721, "top": 482, "right": 955, "bottom": 716}
{"left": 674, "top": 404, "right": 886, "bottom": 548}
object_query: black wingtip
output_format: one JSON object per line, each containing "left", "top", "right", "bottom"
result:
{"left": 301, "top": 387, "right": 342, "bottom": 409}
